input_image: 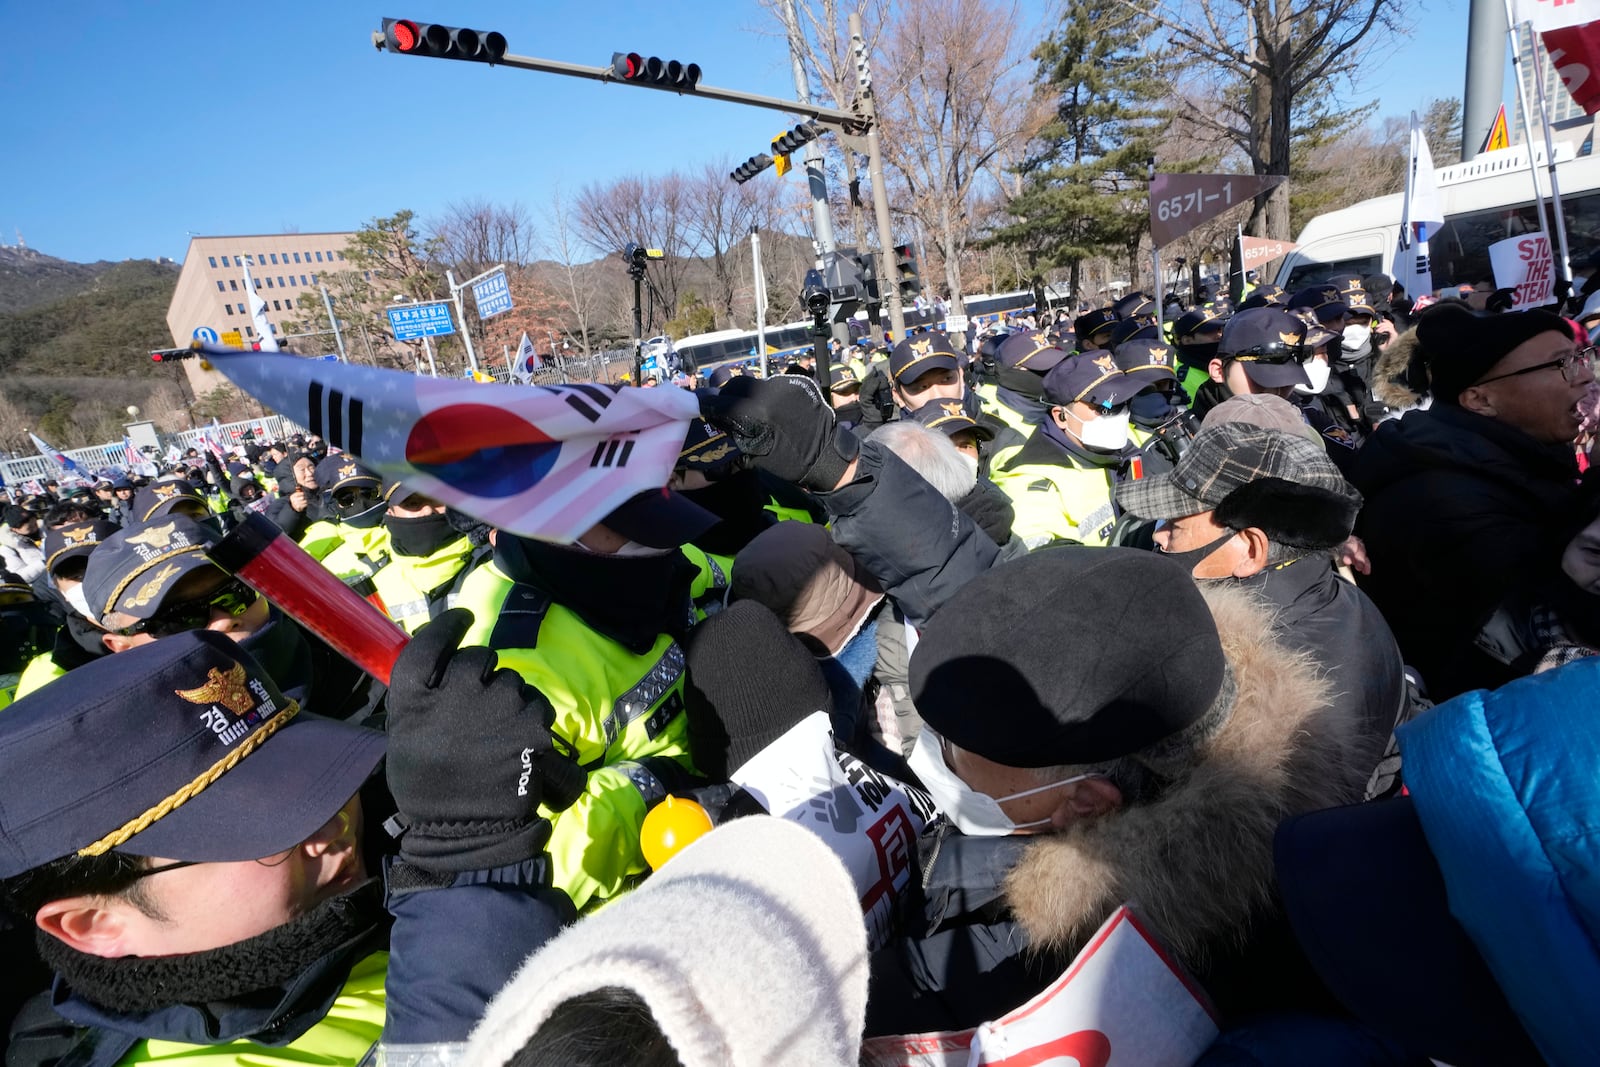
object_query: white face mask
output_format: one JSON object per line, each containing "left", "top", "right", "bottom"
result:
{"left": 907, "top": 728, "right": 1099, "bottom": 837}
{"left": 1341, "top": 324, "right": 1371, "bottom": 353}
{"left": 1069, "top": 409, "right": 1131, "bottom": 452}
{"left": 1294, "top": 359, "right": 1332, "bottom": 395}
{"left": 62, "top": 583, "right": 93, "bottom": 620}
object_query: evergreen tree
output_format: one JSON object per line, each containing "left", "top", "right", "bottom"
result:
{"left": 991, "top": 2, "right": 1170, "bottom": 300}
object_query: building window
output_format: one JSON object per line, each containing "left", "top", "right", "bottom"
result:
{"left": 229, "top": 280, "right": 238, "bottom": 291}
{"left": 314, "top": 251, "right": 323, "bottom": 262}
{"left": 220, "top": 255, "right": 230, "bottom": 267}
{"left": 336, "top": 251, "right": 345, "bottom": 261}
{"left": 245, "top": 326, "right": 254, "bottom": 337}
{"left": 270, "top": 323, "right": 278, "bottom": 335}
{"left": 207, "top": 256, "right": 218, "bottom": 268}
{"left": 216, "top": 281, "right": 225, "bottom": 292}
{"left": 253, "top": 278, "right": 261, "bottom": 290}
{"left": 292, "top": 252, "right": 301, "bottom": 263}
{"left": 269, "top": 253, "right": 278, "bottom": 264}
{"left": 311, "top": 274, "right": 318, "bottom": 285}
{"left": 271, "top": 300, "right": 280, "bottom": 311}
{"left": 278, "top": 277, "right": 286, "bottom": 287}
{"left": 267, "top": 277, "right": 275, "bottom": 288}
{"left": 225, "top": 305, "right": 234, "bottom": 316}
{"left": 300, "top": 274, "right": 309, "bottom": 286}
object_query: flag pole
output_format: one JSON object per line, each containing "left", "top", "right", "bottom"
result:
{"left": 1523, "top": 19, "right": 1574, "bottom": 284}
{"left": 1503, "top": 2, "right": 1558, "bottom": 263}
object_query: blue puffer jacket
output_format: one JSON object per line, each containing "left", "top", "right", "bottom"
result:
{"left": 1399, "top": 656, "right": 1600, "bottom": 1067}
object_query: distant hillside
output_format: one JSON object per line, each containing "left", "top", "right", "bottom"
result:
{"left": 0, "top": 245, "right": 125, "bottom": 314}
{"left": 0, "top": 256, "right": 179, "bottom": 380}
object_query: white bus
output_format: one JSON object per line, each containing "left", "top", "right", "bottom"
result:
{"left": 1274, "top": 136, "right": 1600, "bottom": 293}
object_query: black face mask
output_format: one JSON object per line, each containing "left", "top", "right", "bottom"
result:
{"left": 1129, "top": 391, "right": 1177, "bottom": 426}
{"left": 1157, "top": 529, "right": 1237, "bottom": 578}
{"left": 385, "top": 512, "right": 457, "bottom": 557}
{"left": 1176, "top": 341, "right": 1220, "bottom": 372}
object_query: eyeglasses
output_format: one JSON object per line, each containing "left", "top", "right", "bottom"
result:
{"left": 1474, "top": 346, "right": 1597, "bottom": 387}
{"left": 124, "top": 859, "right": 200, "bottom": 881}
{"left": 117, "top": 577, "right": 258, "bottom": 638}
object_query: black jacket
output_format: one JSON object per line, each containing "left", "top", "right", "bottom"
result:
{"left": 1348, "top": 404, "right": 1600, "bottom": 700}
{"left": 1237, "top": 555, "right": 1406, "bottom": 772}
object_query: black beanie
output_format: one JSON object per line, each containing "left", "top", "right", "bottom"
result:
{"left": 683, "top": 599, "right": 834, "bottom": 780}
{"left": 909, "top": 547, "right": 1225, "bottom": 768}
{"left": 1413, "top": 303, "right": 1570, "bottom": 403}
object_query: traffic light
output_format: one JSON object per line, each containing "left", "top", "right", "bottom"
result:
{"left": 893, "top": 244, "right": 919, "bottom": 303}
{"left": 149, "top": 348, "right": 192, "bottom": 363}
{"left": 771, "top": 122, "right": 824, "bottom": 156}
{"left": 610, "top": 52, "right": 701, "bottom": 89}
{"left": 377, "top": 19, "right": 507, "bottom": 64}
{"left": 730, "top": 154, "right": 774, "bottom": 184}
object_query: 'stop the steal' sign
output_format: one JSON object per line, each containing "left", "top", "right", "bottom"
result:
{"left": 1488, "top": 233, "right": 1557, "bottom": 311}
{"left": 1150, "top": 173, "right": 1287, "bottom": 248}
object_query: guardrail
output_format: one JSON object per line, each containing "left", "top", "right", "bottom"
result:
{"left": 0, "top": 415, "right": 304, "bottom": 486}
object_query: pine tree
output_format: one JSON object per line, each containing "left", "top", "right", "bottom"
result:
{"left": 990, "top": 1, "right": 1170, "bottom": 299}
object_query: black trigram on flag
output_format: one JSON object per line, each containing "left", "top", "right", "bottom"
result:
{"left": 553, "top": 383, "right": 621, "bottom": 424}
{"left": 590, "top": 433, "right": 638, "bottom": 469}
{"left": 306, "top": 382, "right": 364, "bottom": 454}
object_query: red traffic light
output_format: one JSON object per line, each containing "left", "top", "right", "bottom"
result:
{"left": 610, "top": 50, "right": 700, "bottom": 88}
{"left": 378, "top": 18, "right": 506, "bottom": 63}
{"left": 388, "top": 18, "right": 421, "bottom": 51}
{"left": 149, "top": 348, "right": 191, "bottom": 363}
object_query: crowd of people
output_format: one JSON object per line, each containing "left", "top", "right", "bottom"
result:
{"left": 0, "top": 271, "right": 1598, "bottom": 1066}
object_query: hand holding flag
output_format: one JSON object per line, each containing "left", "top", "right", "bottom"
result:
{"left": 195, "top": 346, "right": 698, "bottom": 542}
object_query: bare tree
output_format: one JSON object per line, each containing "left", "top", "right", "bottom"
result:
{"left": 1131, "top": 0, "right": 1399, "bottom": 238}
{"left": 428, "top": 198, "right": 539, "bottom": 278}
{"left": 875, "top": 0, "right": 1044, "bottom": 314}
{"left": 538, "top": 186, "right": 608, "bottom": 359}
{"left": 573, "top": 174, "right": 692, "bottom": 322}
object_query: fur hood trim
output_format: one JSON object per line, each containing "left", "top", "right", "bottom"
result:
{"left": 1003, "top": 582, "right": 1368, "bottom": 970}
{"left": 1371, "top": 327, "right": 1425, "bottom": 410}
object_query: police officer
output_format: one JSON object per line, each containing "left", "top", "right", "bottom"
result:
{"left": 1072, "top": 308, "right": 1119, "bottom": 353}
{"left": 976, "top": 331, "right": 1067, "bottom": 438}
{"left": 313, "top": 457, "right": 391, "bottom": 597}
{"left": 370, "top": 483, "right": 487, "bottom": 635}
{"left": 1115, "top": 338, "right": 1200, "bottom": 473}
{"left": 452, "top": 490, "right": 718, "bottom": 912}
{"left": 1190, "top": 307, "right": 1330, "bottom": 421}
{"left": 10, "top": 519, "right": 118, "bottom": 699}
{"left": 990, "top": 351, "right": 1145, "bottom": 548}
{"left": 1171, "top": 308, "right": 1228, "bottom": 403}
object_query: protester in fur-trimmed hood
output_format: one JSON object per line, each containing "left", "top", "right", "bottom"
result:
{"left": 866, "top": 548, "right": 1371, "bottom": 1036}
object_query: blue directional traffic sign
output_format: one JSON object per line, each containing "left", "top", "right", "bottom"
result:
{"left": 386, "top": 302, "right": 456, "bottom": 340}
{"left": 192, "top": 326, "right": 219, "bottom": 344}
{"left": 472, "top": 271, "right": 513, "bottom": 320}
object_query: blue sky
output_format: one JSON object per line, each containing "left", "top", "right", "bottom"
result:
{"left": 2, "top": 0, "right": 1472, "bottom": 265}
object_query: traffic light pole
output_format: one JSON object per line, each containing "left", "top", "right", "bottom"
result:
{"left": 377, "top": 38, "right": 863, "bottom": 127}
{"left": 446, "top": 265, "right": 506, "bottom": 377}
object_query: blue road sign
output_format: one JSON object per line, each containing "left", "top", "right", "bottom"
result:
{"left": 472, "top": 271, "right": 514, "bottom": 320}
{"left": 386, "top": 302, "right": 456, "bottom": 340}
{"left": 192, "top": 326, "right": 219, "bottom": 344}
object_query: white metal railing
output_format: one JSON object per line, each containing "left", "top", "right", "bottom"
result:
{"left": 0, "top": 415, "right": 305, "bottom": 487}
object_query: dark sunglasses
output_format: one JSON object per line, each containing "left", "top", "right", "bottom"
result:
{"left": 332, "top": 487, "right": 380, "bottom": 509}
{"left": 1230, "top": 343, "right": 1316, "bottom": 366}
{"left": 117, "top": 577, "right": 258, "bottom": 638}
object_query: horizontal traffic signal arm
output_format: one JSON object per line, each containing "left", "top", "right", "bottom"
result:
{"left": 372, "top": 19, "right": 863, "bottom": 126}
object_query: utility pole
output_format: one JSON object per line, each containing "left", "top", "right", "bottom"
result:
{"left": 751, "top": 226, "right": 770, "bottom": 378}
{"left": 319, "top": 284, "right": 347, "bottom": 362}
{"left": 444, "top": 265, "right": 507, "bottom": 376}
{"left": 782, "top": 0, "right": 839, "bottom": 263}
{"left": 850, "top": 12, "right": 905, "bottom": 342}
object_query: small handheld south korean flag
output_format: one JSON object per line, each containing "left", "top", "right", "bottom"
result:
{"left": 513, "top": 333, "right": 543, "bottom": 383}
{"left": 195, "top": 347, "right": 698, "bottom": 543}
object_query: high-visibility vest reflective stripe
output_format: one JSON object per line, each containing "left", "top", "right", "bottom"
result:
{"left": 369, "top": 536, "right": 479, "bottom": 635}
{"left": 453, "top": 562, "right": 694, "bottom": 910}
{"left": 119, "top": 952, "right": 387, "bottom": 1065}
{"left": 991, "top": 445, "right": 1120, "bottom": 548}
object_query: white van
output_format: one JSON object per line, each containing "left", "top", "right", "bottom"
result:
{"left": 1274, "top": 137, "right": 1600, "bottom": 292}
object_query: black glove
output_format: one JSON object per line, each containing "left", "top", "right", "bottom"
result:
{"left": 386, "top": 607, "right": 560, "bottom": 872}
{"left": 700, "top": 374, "right": 860, "bottom": 490}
